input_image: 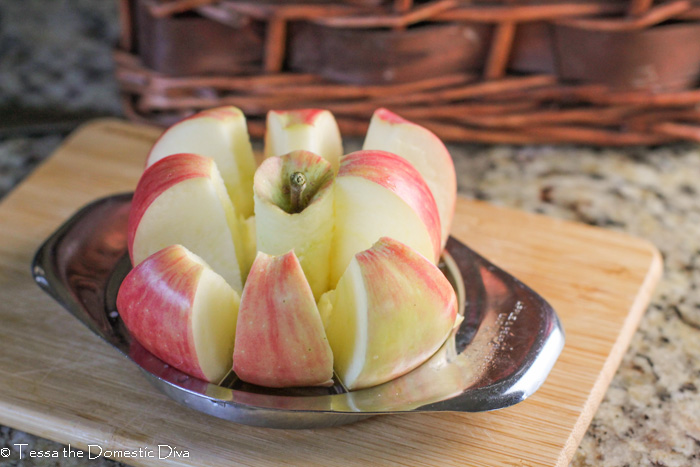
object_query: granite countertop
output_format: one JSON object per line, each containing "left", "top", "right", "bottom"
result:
{"left": 1, "top": 1, "right": 699, "bottom": 466}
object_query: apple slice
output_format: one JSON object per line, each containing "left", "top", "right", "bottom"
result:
{"left": 128, "top": 153, "right": 247, "bottom": 292}
{"left": 264, "top": 109, "right": 343, "bottom": 172}
{"left": 363, "top": 108, "right": 457, "bottom": 249}
{"left": 254, "top": 150, "right": 334, "bottom": 300}
{"left": 330, "top": 150, "right": 441, "bottom": 287}
{"left": 117, "top": 245, "right": 240, "bottom": 383}
{"left": 146, "top": 106, "right": 257, "bottom": 218}
{"left": 233, "top": 251, "right": 334, "bottom": 388}
{"left": 321, "top": 237, "right": 458, "bottom": 390}
{"left": 338, "top": 337, "right": 465, "bottom": 412}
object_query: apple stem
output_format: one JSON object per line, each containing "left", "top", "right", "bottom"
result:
{"left": 289, "top": 172, "right": 307, "bottom": 213}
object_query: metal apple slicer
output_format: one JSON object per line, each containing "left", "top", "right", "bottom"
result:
{"left": 33, "top": 193, "right": 564, "bottom": 429}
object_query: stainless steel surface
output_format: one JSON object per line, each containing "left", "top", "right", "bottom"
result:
{"left": 32, "top": 194, "right": 565, "bottom": 429}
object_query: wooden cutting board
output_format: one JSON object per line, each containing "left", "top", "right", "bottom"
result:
{"left": 0, "top": 120, "right": 661, "bottom": 467}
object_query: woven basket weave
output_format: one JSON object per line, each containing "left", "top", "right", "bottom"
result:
{"left": 116, "top": 0, "right": 700, "bottom": 144}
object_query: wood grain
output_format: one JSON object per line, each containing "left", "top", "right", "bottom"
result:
{"left": 0, "top": 120, "right": 662, "bottom": 466}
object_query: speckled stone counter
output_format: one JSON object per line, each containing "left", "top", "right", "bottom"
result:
{"left": 1, "top": 1, "right": 699, "bottom": 466}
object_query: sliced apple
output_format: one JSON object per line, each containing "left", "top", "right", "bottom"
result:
{"left": 264, "top": 109, "right": 343, "bottom": 172}
{"left": 331, "top": 150, "right": 441, "bottom": 286}
{"left": 338, "top": 338, "right": 465, "bottom": 412}
{"left": 146, "top": 106, "right": 257, "bottom": 218}
{"left": 128, "top": 153, "right": 246, "bottom": 292}
{"left": 117, "top": 245, "right": 240, "bottom": 383}
{"left": 363, "top": 108, "right": 457, "bottom": 249}
{"left": 233, "top": 251, "right": 334, "bottom": 388}
{"left": 322, "top": 237, "right": 458, "bottom": 390}
{"left": 254, "top": 150, "right": 334, "bottom": 300}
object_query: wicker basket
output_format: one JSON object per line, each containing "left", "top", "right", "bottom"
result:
{"left": 116, "top": 0, "right": 700, "bottom": 144}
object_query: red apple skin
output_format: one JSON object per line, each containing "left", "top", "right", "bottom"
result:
{"left": 192, "top": 106, "right": 242, "bottom": 121}
{"left": 127, "top": 153, "right": 213, "bottom": 264}
{"left": 357, "top": 239, "right": 457, "bottom": 324}
{"left": 117, "top": 245, "right": 208, "bottom": 382}
{"left": 365, "top": 108, "right": 457, "bottom": 249}
{"left": 339, "top": 150, "right": 442, "bottom": 261}
{"left": 129, "top": 340, "right": 210, "bottom": 394}
{"left": 374, "top": 107, "right": 406, "bottom": 124}
{"left": 233, "top": 251, "right": 334, "bottom": 388}
{"left": 325, "top": 237, "right": 458, "bottom": 390}
{"left": 271, "top": 108, "right": 325, "bottom": 126}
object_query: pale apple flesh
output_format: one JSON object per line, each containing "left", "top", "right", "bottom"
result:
{"left": 233, "top": 251, "right": 334, "bottom": 388}
{"left": 264, "top": 109, "right": 343, "bottom": 172}
{"left": 363, "top": 108, "right": 457, "bottom": 249}
{"left": 331, "top": 150, "right": 441, "bottom": 287}
{"left": 128, "top": 153, "right": 246, "bottom": 292}
{"left": 146, "top": 106, "right": 257, "bottom": 218}
{"left": 254, "top": 150, "right": 334, "bottom": 300}
{"left": 322, "top": 237, "right": 458, "bottom": 391}
{"left": 116, "top": 245, "right": 240, "bottom": 383}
